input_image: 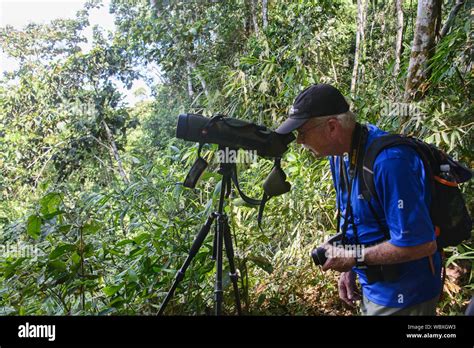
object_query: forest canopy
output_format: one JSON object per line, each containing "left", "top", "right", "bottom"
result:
{"left": 0, "top": 0, "right": 472, "bottom": 315}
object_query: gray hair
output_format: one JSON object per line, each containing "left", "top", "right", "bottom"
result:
{"left": 313, "top": 110, "right": 356, "bottom": 129}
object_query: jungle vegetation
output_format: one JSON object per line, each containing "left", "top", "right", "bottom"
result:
{"left": 0, "top": 0, "right": 472, "bottom": 315}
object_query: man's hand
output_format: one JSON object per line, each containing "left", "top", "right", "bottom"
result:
{"left": 338, "top": 271, "right": 360, "bottom": 307}
{"left": 320, "top": 244, "right": 356, "bottom": 272}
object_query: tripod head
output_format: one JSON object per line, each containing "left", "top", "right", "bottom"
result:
{"left": 182, "top": 144, "right": 291, "bottom": 228}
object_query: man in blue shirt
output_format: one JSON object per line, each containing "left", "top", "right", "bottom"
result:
{"left": 276, "top": 84, "right": 442, "bottom": 315}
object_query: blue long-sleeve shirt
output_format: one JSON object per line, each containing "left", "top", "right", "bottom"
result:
{"left": 329, "top": 124, "right": 442, "bottom": 308}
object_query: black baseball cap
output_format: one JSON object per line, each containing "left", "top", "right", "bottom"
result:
{"left": 275, "top": 84, "right": 349, "bottom": 134}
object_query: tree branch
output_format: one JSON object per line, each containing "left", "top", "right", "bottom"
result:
{"left": 393, "top": 0, "right": 404, "bottom": 76}
{"left": 262, "top": 0, "right": 268, "bottom": 30}
{"left": 439, "top": 0, "right": 465, "bottom": 39}
{"left": 101, "top": 120, "right": 130, "bottom": 184}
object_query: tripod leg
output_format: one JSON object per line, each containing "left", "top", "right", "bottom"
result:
{"left": 214, "top": 172, "right": 229, "bottom": 315}
{"left": 158, "top": 213, "right": 215, "bottom": 315}
{"left": 211, "top": 222, "right": 217, "bottom": 260}
{"left": 215, "top": 215, "right": 224, "bottom": 315}
{"left": 223, "top": 217, "right": 242, "bottom": 315}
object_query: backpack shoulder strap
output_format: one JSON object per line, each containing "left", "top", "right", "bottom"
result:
{"left": 361, "top": 134, "right": 429, "bottom": 203}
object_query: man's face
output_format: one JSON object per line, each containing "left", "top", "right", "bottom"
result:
{"left": 296, "top": 118, "right": 333, "bottom": 157}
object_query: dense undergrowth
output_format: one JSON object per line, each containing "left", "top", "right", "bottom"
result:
{"left": 0, "top": 0, "right": 472, "bottom": 315}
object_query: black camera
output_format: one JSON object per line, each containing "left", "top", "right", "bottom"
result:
{"left": 311, "top": 232, "right": 344, "bottom": 266}
{"left": 311, "top": 234, "right": 400, "bottom": 284}
{"left": 176, "top": 114, "right": 295, "bottom": 158}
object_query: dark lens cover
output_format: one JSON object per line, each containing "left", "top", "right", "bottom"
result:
{"left": 263, "top": 166, "right": 291, "bottom": 197}
{"left": 183, "top": 157, "right": 208, "bottom": 188}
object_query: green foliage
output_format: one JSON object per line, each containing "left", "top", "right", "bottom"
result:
{"left": 0, "top": 0, "right": 472, "bottom": 315}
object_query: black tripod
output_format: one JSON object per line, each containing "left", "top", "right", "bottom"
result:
{"left": 158, "top": 161, "right": 242, "bottom": 316}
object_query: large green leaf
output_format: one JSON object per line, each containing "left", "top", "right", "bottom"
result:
{"left": 26, "top": 215, "right": 42, "bottom": 240}
{"left": 40, "top": 192, "right": 63, "bottom": 216}
{"left": 103, "top": 284, "right": 123, "bottom": 297}
{"left": 82, "top": 220, "right": 102, "bottom": 234}
{"left": 49, "top": 244, "right": 76, "bottom": 259}
{"left": 47, "top": 260, "right": 67, "bottom": 272}
{"left": 71, "top": 252, "right": 81, "bottom": 265}
{"left": 247, "top": 255, "right": 273, "bottom": 274}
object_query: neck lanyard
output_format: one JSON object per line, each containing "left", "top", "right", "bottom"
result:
{"left": 337, "top": 123, "right": 365, "bottom": 245}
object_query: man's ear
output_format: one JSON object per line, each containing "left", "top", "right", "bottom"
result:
{"left": 326, "top": 118, "right": 340, "bottom": 138}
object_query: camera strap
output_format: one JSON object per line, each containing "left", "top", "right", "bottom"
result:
{"left": 230, "top": 168, "right": 261, "bottom": 206}
{"left": 337, "top": 123, "right": 390, "bottom": 245}
{"left": 229, "top": 158, "right": 291, "bottom": 230}
{"left": 230, "top": 170, "right": 268, "bottom": 231}
{"left": 339, "top": 122, "right": 366, "bottom": 245}
{"left": 228, "top": 162, "right": 266, "bottom": 231}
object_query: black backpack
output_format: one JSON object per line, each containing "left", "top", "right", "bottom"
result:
{"left": 360, "top": 134, "right": 472, "bottom": 250}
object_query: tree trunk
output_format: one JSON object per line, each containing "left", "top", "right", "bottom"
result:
{"left": 186, "top": 60, "right": 194, "bottom": 99}
{"left": 404, "top": 0, "right": 441, "bottom": 101}
{"left": 262, "top": 0, "right": 268, "bottom": 30}
{"left": 102, "top": 121, "right": 129, "bottom": 184}
{"left": 394, "top": 0, "right": 404, "bottom": 76}
{"left": 350, "top": 0, "right": 368, "bottom": 97}
{"left": 197, "top": 74, "right": 209, "bottom": 99}
{"left": 149, "top": 0, "right": 161, "bottom": 17}
{"left": 187, "top": 59, "right": 209, "bottom": 98}
{"left": 440, "top": 0, "right": 465, "bottom": 39}
{"left": 250, "top": 0, "right": 259, "bottom": 34}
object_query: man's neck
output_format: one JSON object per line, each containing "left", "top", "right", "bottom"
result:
{"left": 340, "top": 122, "right": 356, "bottom": 155}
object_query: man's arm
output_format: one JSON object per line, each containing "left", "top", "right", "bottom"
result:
{"left": 363, "top": 239, "right": 437, "bottom": 265}
{"left": 321, "top": 239, "right": 437, "bottom": 272}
